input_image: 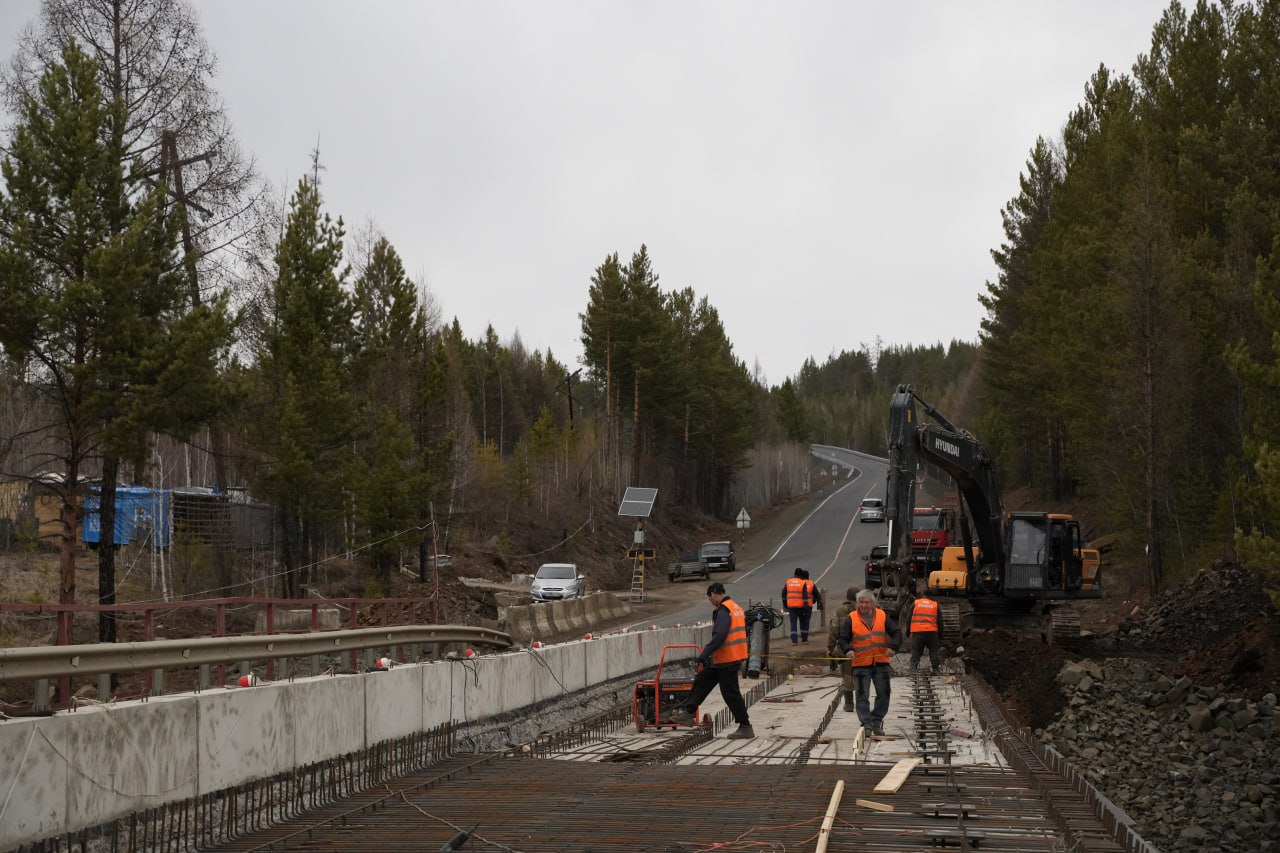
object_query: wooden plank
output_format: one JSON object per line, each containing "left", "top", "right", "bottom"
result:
{"left": 855, "top": 798, "right": 894, "bottom": 812}
{"left": 873, "top": 757, "right": 923, "bottom": 793}
{"left": 814, "top": 780, "right": 845, "bottom": 853}
{"left": 851, "top": 727, "right": 865, "bottom": 755}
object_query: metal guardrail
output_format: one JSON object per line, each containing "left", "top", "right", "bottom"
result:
{"left": 0, "top": 625, "right": 512, "bottom": 681}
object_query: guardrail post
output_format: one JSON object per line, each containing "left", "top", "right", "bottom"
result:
{"left": 35, "top": 678, "right": 50, "bottom": 712}
{"left": 348, "top": 604, "right": 359, "bottom": 672}
{"left": 150, "top": 668, "right": 164, "bottom": 698}
{"left": 265, "top": 603, "right": 276, "bottom": 681}
{"left": 144, "top": 607, "right": 155, "bottom": 694}
{"left": 216, "top": 603, "right": 227, "bottom": 687}
{"left": 57, "top": 610, "right": 71, "bottom": 711}
{"left": 198, "top": 664, "right": 210, "bottom": 691}
{"left": 97, "top": 673, "right": 111, "bottom": 701}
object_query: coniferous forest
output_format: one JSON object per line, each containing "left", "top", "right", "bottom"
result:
{"left": 1, "top": 1, "right": 1279, "bottom": 617}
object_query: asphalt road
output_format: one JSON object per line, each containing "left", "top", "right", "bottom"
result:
{"left": 657, "top": 447, "right": 892, "bottom": 628}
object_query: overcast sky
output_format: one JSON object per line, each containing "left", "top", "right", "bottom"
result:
{"left": 0, "top": 1, "right": 1175, "bottom": 385}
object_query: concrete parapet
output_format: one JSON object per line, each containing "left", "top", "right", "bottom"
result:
{"left": 0, "top": 622, "right": 704, "bottom": 850}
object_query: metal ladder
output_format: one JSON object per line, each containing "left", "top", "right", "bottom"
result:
{"left": 630, "top": 554, "right": 647, "bottom": 603}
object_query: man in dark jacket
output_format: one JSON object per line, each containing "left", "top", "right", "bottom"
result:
{"left": 826, "top": 587, "right": 858, "bottom": 711}
{"left": 782, "top": 568, "right": 814, "bottom": 643}
{"left": 903, "top": 582, "right": 943, "bottom": 673}
{"left": 669, "top": 582, "right": 754, "bottom": 739}
{"left": 837, "top": 589, "right": 902, "bottom": 735}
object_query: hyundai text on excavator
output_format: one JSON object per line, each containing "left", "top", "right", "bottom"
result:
{"left": 879, "top": 384, "right": 1102, "bottom": 644}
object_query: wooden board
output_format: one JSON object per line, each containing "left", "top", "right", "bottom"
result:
{"left": 873, "top": 757, "right": 923, "bottom": 793}
{"left": 855, "top": 798, "right": 894, "bottom": 812}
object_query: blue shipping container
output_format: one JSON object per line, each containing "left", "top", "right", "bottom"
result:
{"left": 82, "top": 486, "right": 170, "bottom": 547}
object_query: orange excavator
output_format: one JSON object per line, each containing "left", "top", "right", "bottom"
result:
{"left": 879, "top": 384, "right": 1102, "bottom": 644}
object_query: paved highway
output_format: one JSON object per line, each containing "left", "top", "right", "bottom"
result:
{"left": 656, "top": 448, "right": 892, "bottom": 628}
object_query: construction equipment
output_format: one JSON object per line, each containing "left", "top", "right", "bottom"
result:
{"left": 633, "top": 644, "right": 705, "bottom": 732}
{"left": 882, "top": 384, "right": 1102, "bottom": 644}
{"left": 743, "top": 602, "right": 784, "bottom": 678}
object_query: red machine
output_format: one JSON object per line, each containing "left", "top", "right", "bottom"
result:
{"left": 912, "top": 506, "right": 956, "bottom": 572}
{"left": 633, "top": 644, "right": 705, "bottom": 733}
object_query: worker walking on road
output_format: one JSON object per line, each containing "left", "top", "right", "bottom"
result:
{"left": 905, "top": 582, "right": 943, "bottom": 673}
{"left": 837, "top": 589, "right": 902, "bottom": 735}
{"left": 669, "top": 582, "right": 754, "bottom": 739}
{"left": 826, "top": 587, "right": 858, "bottom": 711}
{"left": 783, "top": 568, "right": 814, "bottom": 643}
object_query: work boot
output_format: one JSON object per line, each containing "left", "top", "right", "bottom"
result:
{"left": 726, "top": 724, "right": 755, "bottom": 739}
{"left": 842, "top": 691, "right": 855, "bottom": 712}
{"left": 666, "top": 706, "right": 693, "bottom": 725}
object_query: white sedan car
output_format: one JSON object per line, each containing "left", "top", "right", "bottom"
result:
{"left": 859, "top": 497, "right": 885, "bottom": 523}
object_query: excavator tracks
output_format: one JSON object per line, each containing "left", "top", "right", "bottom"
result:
{"left": 1046, "top": 605, "right": 1082, "bottom": 647}
{"left": 939, "top": 600, "right": 966, "bottom": 648}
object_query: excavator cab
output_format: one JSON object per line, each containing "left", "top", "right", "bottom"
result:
{"left": 1004, "top": 513, "right": 1088, "bottom": 595}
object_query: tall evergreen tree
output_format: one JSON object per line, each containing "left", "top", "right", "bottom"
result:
{"left": 249, "top": 177, "right": 358, "bottom": 596}
{"left": 0, "top": 41, "right": 233, "bottom": 619}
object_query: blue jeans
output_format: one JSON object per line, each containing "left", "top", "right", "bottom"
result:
{"left": 853, "top": 662, "right": 892, "bottom": 725}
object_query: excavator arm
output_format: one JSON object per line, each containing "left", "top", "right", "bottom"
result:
{"left": 885, "top": 384, "right": 1007, "bottom": 581}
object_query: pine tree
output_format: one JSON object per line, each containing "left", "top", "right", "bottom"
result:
{"left": 0, "top": 42, "right": 233, "bottom": 615}
{"left": 249, "top": 177, "right": 358, "bottom": 596}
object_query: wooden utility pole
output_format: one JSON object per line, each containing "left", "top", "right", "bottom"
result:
{"left": 555, "top": 368, "right": 582, "bottom": 425}
{"left": 149, "top": 130, "right": 233, "bottom": 591}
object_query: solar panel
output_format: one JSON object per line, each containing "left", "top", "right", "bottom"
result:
{"left": 618, "top": 487, "right": 657, "bottom": 518}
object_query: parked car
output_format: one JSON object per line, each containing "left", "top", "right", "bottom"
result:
{"left": 858, "top": 497, "right": 885, "bottom": 523}
{"left": 699, "top": 540, "right": 736, "bottom": 572}
{"left": 667, "top": 549, "right": 709, "bottom": 583}
{"left": 863, "top": 544, "right": 890, "bottom": 588}
{"left": 530, "top": 563, "right": 586, "bottom": 601}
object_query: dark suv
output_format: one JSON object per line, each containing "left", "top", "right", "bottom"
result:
{"left": 699, "top": 540, "right": 736, "bottom": 572}
{"left": 863, "top": 544, "right": 890, "bottom": 588}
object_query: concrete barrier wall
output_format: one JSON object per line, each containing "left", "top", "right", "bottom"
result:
{"left": 500, "top": 591, "right": 632, "bottom": 642}
{"left": 0, "top": 623, "right": 709, "bottom": 850}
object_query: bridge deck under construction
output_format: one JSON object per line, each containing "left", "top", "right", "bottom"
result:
{"left": 210, "top": 665, "right": 1154, "bottom": 853}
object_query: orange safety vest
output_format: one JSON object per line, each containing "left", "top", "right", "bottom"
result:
{"left": 803, "top": 579, "right": 817, "bottom": 604}
{"left": 910, "top": 598, "right": 939, "bottom": 633}
{"left": 849, "top": 608, "right": 892, "bottom": 666}
{"left": 710, "top": 599, "right": 748, "bottom": 665}
{"left": 785, "top": 577, "right": 810, "bottom": 608}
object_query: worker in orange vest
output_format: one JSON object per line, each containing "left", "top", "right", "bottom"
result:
{"left": 668, "top": 582, "right": 754, "bottom": 739}
{"left": 836, "top": 589, "right": 902, "bottom": 735}
{"left": 782, "top": 568, "right": 814, "bottom": 643}
{"left": 904, "top": 582, "right": 942, "bottom": 673}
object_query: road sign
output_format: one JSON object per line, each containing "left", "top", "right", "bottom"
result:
{"left": 736, "top": 507, "right": 751, "bottom": 529}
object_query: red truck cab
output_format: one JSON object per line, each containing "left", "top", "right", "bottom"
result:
{"left": 912, "top": 507, "right": 955, "bottom": 571}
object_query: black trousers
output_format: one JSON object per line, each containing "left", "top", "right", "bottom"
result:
{"left": 686, "top": 662, "right": 750, "bottom": 725}
{"left": 910, "top": 631, "right": 941, "bottom": 670}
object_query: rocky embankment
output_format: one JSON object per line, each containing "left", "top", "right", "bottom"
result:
{"left": 1038, "top": 563, "right": 1280, "bottom": 853}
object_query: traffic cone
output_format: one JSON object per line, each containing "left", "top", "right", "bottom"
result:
{"left": 237, "top": 674, "right": 259, "bottom": 688}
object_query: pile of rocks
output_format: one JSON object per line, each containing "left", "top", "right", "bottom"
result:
{"left": 1118, "top": 561, "right": 1273, "bottom": 653}
{"left": 1044, "top": 658, "right": 1280, "bottom": 852}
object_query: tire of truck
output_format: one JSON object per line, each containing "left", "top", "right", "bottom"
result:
{"left": 668, "top": 573, "right": 677, "bottom": 583}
